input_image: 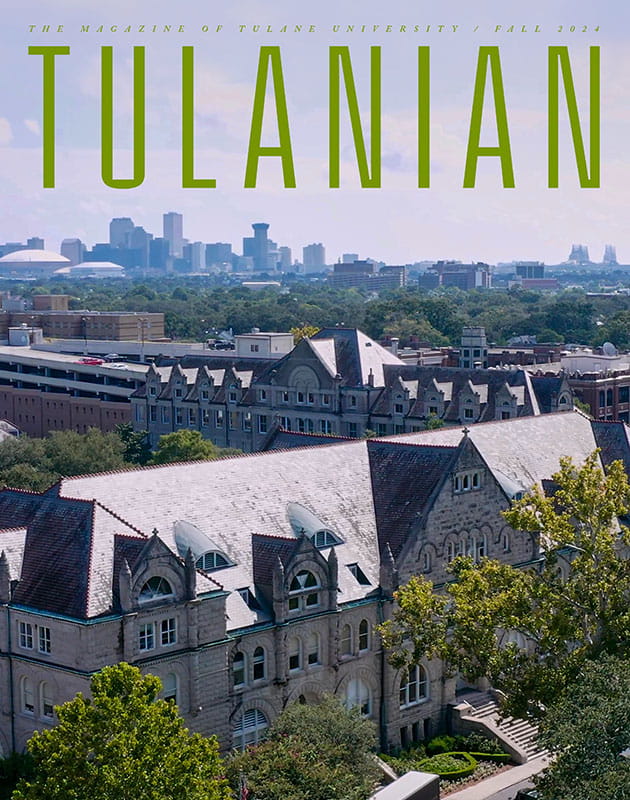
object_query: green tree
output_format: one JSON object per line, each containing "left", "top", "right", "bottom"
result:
{"left": 535, "top": 655, "right": 630, "bottom": 800}
{"left": 380, "top": 452, "right": 630, "bottom": 718}
{"left": 12, "top": 663, "right": 229, "bottom": 800}
{"left": 290, "top": 325, "right": 320, "bottom": 343}
{"left": 115, "top": 423, "right": 152, "bottom": 465}
{"left": 226, "top": 695, "right": 379, "bottom": 800}
{"left": 150, "top": 430, "right": 241, "bottom": 465}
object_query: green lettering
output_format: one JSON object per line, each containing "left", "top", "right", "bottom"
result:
{"left": 28, "top": 46, "right": 70, "bottom": 188}
{"left": 101, "top": 46, "right": 145, "bottom": 189}
{"left": 329, "top": 46, "right": 381, "bottom": 188}
{"left": 182, "top": 47, "right": 216, "bottom": 188}
{"left": 463, "top": 46, "right": 514, "bottom": 188}
{"left": 548, "top": 46, "right": 600, "bottom": 188}
{"left": 244, "top": 46, "right": 295, "bottom": 188}
{"left": 418, "top": 46, "right": 430, "bottom": 188}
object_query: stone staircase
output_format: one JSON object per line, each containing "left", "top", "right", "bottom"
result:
{"left": 452, "top": 690, "right": 548, "bottom": 764}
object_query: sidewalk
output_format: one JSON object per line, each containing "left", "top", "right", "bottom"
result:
{"left": 444, "top": 755, "right": 549, "bottom": 800}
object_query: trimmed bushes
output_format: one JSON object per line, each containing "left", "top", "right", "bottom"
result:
{"left": 418, "top": 751, "right": 478, "bottom": 780}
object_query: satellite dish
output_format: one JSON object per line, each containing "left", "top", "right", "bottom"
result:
{"left": 602, "top": 342, "right": 617, "bottom": 356}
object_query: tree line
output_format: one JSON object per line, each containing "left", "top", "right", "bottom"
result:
{"left": 10, "top": 278, "right": 630, "bottom": 348}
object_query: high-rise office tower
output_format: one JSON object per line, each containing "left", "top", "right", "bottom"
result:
{"left": 252, "top": 223, "right": 270, "bottom": 272}
{"left": 163, "top": 212, "right": 184, "bottom": 258}
{"left": 278, "top": 246, "right": 292, "bottom": 271}
{"left": 128, "top": 226, "right": 153, "bottom": 268}
{"left": 60, "top": 238, "right": 85, "bottom": 266}
{"left": 109, "top": 217, "right": 134, "bottom": 248}
{"left": 603, "top": 245, "right": 618, "bottom": 265}
{"left": 342, "top": 253, "right": 359, "bottom": 263}
{"left": 303, "top": 243, "right": 326, "bottom": 272}
{"left": 26, "top": 237, "right": 45, "bottom": 250}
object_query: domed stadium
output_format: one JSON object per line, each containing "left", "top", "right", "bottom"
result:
{"left": 0, "top": 249, "right": 70, "bottom": 278}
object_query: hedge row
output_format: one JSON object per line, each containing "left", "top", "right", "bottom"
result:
{"left": 418, "top": 751, "right": 478, "bottom": 780}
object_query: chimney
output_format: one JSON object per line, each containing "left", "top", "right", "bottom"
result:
{"left": 390, "top": 337, "right": 399, "bottom": 356}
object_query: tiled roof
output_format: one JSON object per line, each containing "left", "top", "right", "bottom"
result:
{"left": 252, "top": 533, "right": 299, "bottom": 586}
{"left": 311, "top": 328, "right": 404, "bottom": 386}
{"left": 367, "top": 440, "right": 457, "bottom": 556}
{"left": 263, "top": 430, "right": 351, "bottom": 450}
{"left": 591, "top": 421, "right": 630, "bottom": 473}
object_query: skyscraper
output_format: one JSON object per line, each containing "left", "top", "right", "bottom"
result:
{"left": 252, "top": 223, "right": 270, "bottom": 272}
{"left": 163, "top": 212, "right": 184, "bottom": 258}
{"left": 109, "top": 217, "right": 134, "bottom": 248}
{"left": 303, "top": 243, "right": 326, "bottom": 272}
{"left": 60, "top": 238, "right": 85, "bottom": 266}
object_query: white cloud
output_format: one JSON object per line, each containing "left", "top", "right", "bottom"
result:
{"left": 0, "top": 118, "right": 13, "bottom": 146}
{"left": 24, "top": 119, "right": 40, "bottom": 136}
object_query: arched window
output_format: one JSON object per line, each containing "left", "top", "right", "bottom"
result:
{"left": 195, "top": 551, "right": 230, "bottom": 572}
{"left": 233, "top": 709, "right": 268, "bottom": 750}
{"left": 39, "top": 682, "right": 53, "bottom": 718}
{"left": 502, "top": 531, "right": 510, "bottom": 552}
{"left": 476, "top": 533, "right": 487, "bottom": 561}
{"left": 288, "top": 637, "right": 302, "bottom": 672}
{"left": 139, "top": 576, "right": 173, "bottom": 604}
{"left": 21, "top": 677, "right": 34, "bottom": 714}
{"left": 399, "top": 665, "right": 428, "bottom": 708}
{"left": 358, "top": 619, "right": 370, "bottom": 652}
{"left": 306, "top": 632, "right": 320, "bottom": 666}
{"left": 253, "top": 647, "right": 265, "bottom": 681}
{"left": 446, "top": 541, "right": 456, "bottom": 563}
{"left": 162, "top": 673, "right": 178, "bottom": 704}
{"left": 345, "top": 678, "right": 371, "bottom": 716}
{"left": 422, "top": 550, "right": 432, "bottom": 572}
{"left": 340, "top": 624, "right": 352, "bottom": 657}
{"left": 288, "top": 570, "right": 320, "bottom": 612}
{"left": 233, "top": 651, "right": 246, "bottom": 688}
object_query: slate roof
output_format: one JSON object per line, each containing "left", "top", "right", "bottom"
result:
{"left": 591, "top": 421, "right": 630, "bottom": 473}
{"left": 263, "top": 430, "right": 351, "bottom": 450}
{"left": 310, "top": 328, "right": 404, "bottom": 386}
{"left": 367, "top": 441, "right": 457, "bottom": 556}
{"left": 530, "top": 375, "right": 568, "bottom": 413}
{"left": 373, "top": 365, "right": 540, "bottom": 422}
{"left": 0, "top": 410, "right": 617, "bottom": 626}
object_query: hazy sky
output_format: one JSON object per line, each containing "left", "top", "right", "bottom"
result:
{"left": 0, "top": 0, "right": 628, "bottom": 265}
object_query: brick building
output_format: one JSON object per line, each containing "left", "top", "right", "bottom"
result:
{"left": 0, "top": 411, "right": 622, "bottom": 755}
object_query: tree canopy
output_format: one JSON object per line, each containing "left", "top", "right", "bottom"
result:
{"left": 535, "top": 655, "right": 630, "bottom": 800}
{"left": 380, "top": 452, "right": 630, "bottom": 718}
{"left": 226, "top": 695, "right": 379, "bottom": 800}
{"left": 149, "top": 430, "right": 241, "bottom": 464}
{"left": 12, "top": 663, "right": 230, "bottom": 800}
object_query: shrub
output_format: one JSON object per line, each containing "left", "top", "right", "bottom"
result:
{"left": 426, "top": 735, "right": 458, "bottom": 755}
{"left": 419, "top": 752, "right": 478, "bottom": 780}
{"left": 459, "top": 733, "right": 505, "bottom": 754}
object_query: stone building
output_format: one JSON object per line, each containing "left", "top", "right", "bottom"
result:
{"left": 0, "top": 410, "right": 623, "bottom": 756}
{"left": 131, "top": 328, "right": 574, "bottom": 449}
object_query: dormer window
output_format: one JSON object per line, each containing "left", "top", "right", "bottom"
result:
{"left": 347, "top": 563, "right": 371, "bottom": 585}
{"left": 196, "top": 551, "right": 231, "bottom": 572}
{"left": 175, "top": 388, "right": 183, "bottom": 398}
{"left": 149, "top": 386, "right": 156, "bottom": 396}
{"left": 201, "top": 390, "right": 209, "bottom": 401}
{"left": 312, "top": 529, "right": 341, "bottom": 548}
{"left": 229, "top": 391, "right": 238, "bottom": 403}
{"left": 288, "top": 570, "right": 320, "bottom": 612}
{"left": 139, "top": 576, "right": 173, "bottom": 604}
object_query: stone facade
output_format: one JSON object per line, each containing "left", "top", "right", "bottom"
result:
{"left": 0, "top": 411, "right": 622, "bottom": 756}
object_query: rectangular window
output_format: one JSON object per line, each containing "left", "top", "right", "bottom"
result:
{"left": 320, "top": 420, "right": 332, "bottom": 434}
{"left": 202, "top": 409, "right": 209, "bottom": 426}
{"left": 243, "top": 412, "right": 252, "bottom": 431}
{"left": 175, "top": 408, "right": 183, "bottom": 425}
{"left": 349, "top": 395, "right": 357, "bottom": 407}
{"left": 280, "top": 416, "right": 292, "bottom": 431}
{"left": 322, "top": 394, "right": 331, "bottom": 406}
{"left": 464, "top": 408, "right": 474, "bottom": 419}
{"left": 348, "top": 422, "right": 358, "bottom": 437}
{"left": 149, "top": 406, "right": 157, "bottom": 423}
{"left": 38, "top": 626, "right": 51, "bottom": 654}
{"left": 160, "top": 618, "right": 177, "bottom": 646}
{"left": 258, "top": 415, "right": 268, "bottom": 434}
{"left": 160, "top": 407, "right": 169, "bottom": 424}
{"left": 215, "top": 409, "right": 224, "bottom": 428}
{"left": 429, "top": 406, "right": 438, "bottom": 415}
{"left": 297, "top": 391, "right": 305, "bottom": 404}
{"left": 376, "top": 423, "right": 387, "bottom": 436}
{"left": 229, "top": 411, "right": 239, "bottom": 430}
{"left": 229, "top": 391, "right": 237, "bottom": 403}
{"left": 250, "top": 344, "right": 259, "bottom": 352}
{"left": 394, "top": 403, "right": 404, "bottom": 414}
{"left": 307, "top": 392, "right": 315, "bottom": 405}
{"left": 149, "top": 386, "right": 157, "bottom": 397}
{"left": 188, "top": 408, "right": 196, "bottom": 426}
{"left": 620, "top": 386, "right": 630, "bottom": 403}
{"left": 258, "top": 389, "right": 267, "bottom": 402}
{"left": 282, "top": 391, "right": 290, "bottom": 403}
{"left": 201, "top": 390, "right": 209, "bottom": 401}
{"left": 139, "top": 623, "right": 155, "bottom": 651}
{"left": 174, "top": 388, "right": 183, "bottom": 399}
{"left": 19, "top": 622, "right": 33, "bottom": 650}
{"left": 134, "top": 405, "right": 144, "bottom": 423}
